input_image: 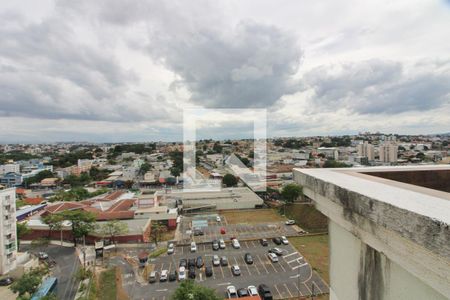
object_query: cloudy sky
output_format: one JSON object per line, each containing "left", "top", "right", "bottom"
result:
{"left": 1, "top": 0, "right": 449, "bottom": 142}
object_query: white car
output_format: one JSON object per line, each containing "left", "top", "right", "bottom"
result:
{"left": 248, "top": 285, "right": 258, "bottom": 296}
{"left": 268, "top": 252, "right": 279, "bottom": 262}
{"left": 178, "top": 267, "right": 186, "bottom": 280}
{"left": 219, "top": 239, "right": 226, "bottom": 249}
{"left": 281, "top": 236, "right": 289, "bottom": 245}
{"left": 190, "top": 241, "right": 197, "bottom": 252}
{"left": 212, "top": 255, "right": 220, "bottom": 266}
{"left": 227, "top": 285, "right": 238, "bottom": 298}
{"left": 216, "top": 216, "right": 221, "bottom": 222}
{"left": 285, "top": 219, "right": 296, "bottom": 225}
{"left": 231, "top": 239, "right": 240, "bottom": 249}
{"left": 167, "top": 243, "right": 174, "bottom": 254}
{"left": 160, "top": 269, "right": 168, "bottom": 282}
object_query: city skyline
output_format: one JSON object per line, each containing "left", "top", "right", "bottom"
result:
{"left": 1, "top": 0, "right": 449, "bottom": 142}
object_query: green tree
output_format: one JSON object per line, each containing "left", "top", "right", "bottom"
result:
{"left": 42, "top": 213, "right": 64, "bottom": 238}
{"left": 150, "top": 222, "right": 167, "bottom": 246}
{"left": 98, "top": 220, "right": 128, "bottom": 244}
{"left": 172, "top": 280, "right": 220, "bottom": 300}
{"left": 16, "top": 222, "right": 31, "bottom": 248}
{"left": 281, "top": 183, "right": 303, "bottom": 203}
{"left": 10, "top": 267, "right": 48, "bottom": 297}
{"left": 222, "top": 174, "right": 238, "bottom": 187}
{"left": 60, "top": 210, "right": 96, "bottom": 246}
{"left": 139, "top": 163, "right": 151, "bottom": 175}
{"left": 170, "top": 167, "right": 181, "bottom": 177}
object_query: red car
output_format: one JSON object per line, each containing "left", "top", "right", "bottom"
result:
{"left": 220, "top": 227, "right": 226, "bottom": 234}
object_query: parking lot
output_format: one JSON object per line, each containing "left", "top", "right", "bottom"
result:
{"left": 128, "top": 239, "right": 328, "bottom": 300}
{"left": 178, "top": 214, "right": 302, "bottom": 244}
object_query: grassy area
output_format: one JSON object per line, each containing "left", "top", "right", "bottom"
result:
{"left": 161, "top": 229, "right": 175, "bottom": 241}
{"left": 282, "top": 203, "right": 328, "bottom": 233}
{"left": 149, "top": 247, "right": 167, "bottom": 258}
{"left": 98, "top": 268, "right": 117, "bottom": 300}
{"left": 221, "top": 209, "right": 285, "bottom": 224}
{"left": 289, "top": 234, "right": 330, "bottom": 285}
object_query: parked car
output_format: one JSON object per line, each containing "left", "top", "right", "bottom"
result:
{"left": 220, "top": 227, "right": 226, "bottom": 234}
{"left": 190, "top": 241, "right": 197, "bottom": 252}
{"left": 178, "top": 267, "right": 186, "bottom": 281}
{"left": 212, "top": 255, "right": 220, "bottom": 266}
{"left": 196, "top": 256, "right": 204, "bottom": 268}
{"left": 212, "top": 240, "right": 219, "bottom": 251}
{"left": 179, "top": 258, "right": 187, "bottom": 268}
{"left": 168, "top": 270, "right": 177, "bottom": 282}
{"left": 193, "top": 228, "right": 204, "bottom": 236}
{"left": 167, "top": 243, "right": 175, "bottom": 255}
{"left": 268, "top": 253, "right": 279, "bottom": 262}
{"left": 0, "top": 277, "right": 13, "bottom": 286}
{"left": 280, "top": 236, "right": 289, "bottom": 245}
{"left": 285, "top": 219, "right": 296, "bottom": 225}
{"left": 216, "top": 216, "right": 221, "bottom": 222}
{"left": 220, "top": 256, "right": 228, "bottom": 266}
{"left": 237, "top": 288, "right": 249, "bottom": 298}
{"left": 149, "top": 271, "right": 158, "bottom": 283}
{"left": 160, "top": 270, "right": 168, "bottom": 282}
{"left": 258, "top": 284, "right": 273, "bottom": 300}
{"left": 260, "top": 238, "right": 269, "bottom": 246}
{"left": 219, "top": 239, "right": 226, "bottom": 249}
{"left": 205, "top": 265, "right": 213, "bottom": 277}
{"left": 231, "top": 239, "right": 240, "bottom": 249}
{"left": 188, "top": 258, "right": 196, "bottom": 268}
{"left": 227, "top": 285, "right": 238, "bottom": 298}
{"left": 38, "top": 252, "right": 48, "bottom": 260}
{"left": 268, "top": 248, "right": 283, "bottom": 256}
{"left": 231, "top": 265, "right": 241, "bottom": 276}
{"left": 247, "top": 285, "right": 258, "bottom": 296}
{"left": 272, "top": 237, "right": 282, "bottom": 245}
{"left": 244, "top": 253, "right": 253, "bottom": 264}
{"left": 188, "top": 266, "right": 196, "bottom": 279}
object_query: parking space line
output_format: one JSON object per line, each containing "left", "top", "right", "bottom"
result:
{"left": 292, "top": 262, "right": 308, "bottom": 270}
{"left": 239, "top": 256, "right": 251, "bottom": 276}
{"left": 160, "top": 263, "right": 164, "bottom": 272}
{"left": 251, "top": 260, "right": 261, "bottom": 275}
{"left": 278, "top": 260, "right": 286, "bottom": 272}
{"left": 256, "top": 255, "right": 269, "bottom": 274}
{"left": 313, "top": 280, "right": 323, "bottom": 294}
{"left": 284, "top": 283, "right": 294, "bottom": 298}
{"left": 267, "top": 259, "right": 278, "bottom": 273}
{"left": 292, "top": 282, "right": 303, "bottom": 297}
{"left": 273, "top": 284, "right": 283, "bottom": 299}
{"left": 284, "top": 252, "right": 298, "bottom": 258}
{"left": 303, "top": 282, "right": 312, "bottom": 295}
{"left": 219, "top": 265, "right": 225, "bottom": 279}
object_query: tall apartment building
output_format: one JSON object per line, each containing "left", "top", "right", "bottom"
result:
{"left": 357, "top": 141, "right": 375, "bottom": 161}
{"left": 379, "top": 143, "right": 399, "bottom": 163}
{"left": 0, "top": 187, "right": 17, "bottom": 274}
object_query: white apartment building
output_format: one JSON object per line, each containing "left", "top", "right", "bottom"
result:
{"left": 0, "top": 188, "right": 17, "bottom": 275}
{"left": 357, "top": 141, "right": 375, "bottom": 161}
{"left": 0, "top": 164, "right": 20, "bottom": 175}
{"left": 379, "top": 143, "right": 398, "bottom": 163}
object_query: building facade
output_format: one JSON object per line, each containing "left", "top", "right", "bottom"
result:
{"left": 379, "top": 143, "right": 398, "bottom": 163}
{"left": 0, "top": 164, "right": 21, "bottom": 175}
{"left": 357, "top": 141, "right": 375, "bottom": 161}
{"left": 0, "top": 188, "right": 17, "bottom": 274}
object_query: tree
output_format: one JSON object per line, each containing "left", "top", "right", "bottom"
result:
{"left": 60, "top": 210, "right": 96, "bottom": 246}
{"left": 172, "top": 280, "right": 220, "bottom": 300}
{"left": 281, "top": 183, "right": 303, "bottom": 203}
{"left": 139, "top": 163, "right": 151, "bottom": 175}
{"left": 10, "top": 267, "right": 48, "bottom": 297}
{"left": 150, "top": 222, "right": 167, "bottom": 246}
{"left": 42, "top": 213, "right": 64, "bottom": 239}
{"left": 98, "top": 220, "right": 128, "bottom": 244}
{"left": 170, "top": 167, "right": 181, "bottom": 177}
{"left": 16, "top": 222, "right": 31, "bottom": 248}
{"left": 222, "top": 174, "right": 238, "bottom": 187}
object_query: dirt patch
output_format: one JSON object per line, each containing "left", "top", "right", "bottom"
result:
{"left": 290, "top": 234, "right": 330, "bottom": 284}
{"left": 220, "top": 209, "right": 285, "bottom": 224}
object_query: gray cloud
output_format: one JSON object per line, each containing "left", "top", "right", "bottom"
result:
{"left": 303, "top": 59, "right": 450, "bottom": 114}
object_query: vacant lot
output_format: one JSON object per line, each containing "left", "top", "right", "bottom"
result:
{"left": 221, "top": 209, "right": 285, "bottom": 224}
{"left": 290, "top": 234, "right": 330, "bottom": 285}
{"left": 98, "top": 268, "right": 117, "bottom": 300}
{"left": 282, "top": 203, "right": 328, "bottom": 233}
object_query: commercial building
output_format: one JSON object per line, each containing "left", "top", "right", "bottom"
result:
{"left": 0, "top": 187, "right": 17, "bottom": 275}
{"left": 0, "top": 164, "right": 20, "bottom": 175}
{"left": 294, "top": 165, "right": 450, "bottom": 300}
{"left": 317, "top": 147, "right": 339, "bottom": 160}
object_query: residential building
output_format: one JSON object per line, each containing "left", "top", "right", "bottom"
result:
{"left": 0, "top": 187, "right": 17, "bottom": 274}
{"left": 317, "top": 147, "right": 339, "bottom": 160}
{"left": 0, "top": 164, "right": 20, "bottom": 175}
{"left": 379, "top": 143, "right": 398, "bottom": 163}
{"left": 357, "top": 141, "right": 375, "bottom": 161}
{"left": 0, "top": 172, "right": 23, "bottom": 188}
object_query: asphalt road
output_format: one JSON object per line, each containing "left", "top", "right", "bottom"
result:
{"left": 118, "top": 239, "right": 328, "bottom": 300}
{"left": 21, "top": 244, "right": 80, "bottom": 300}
